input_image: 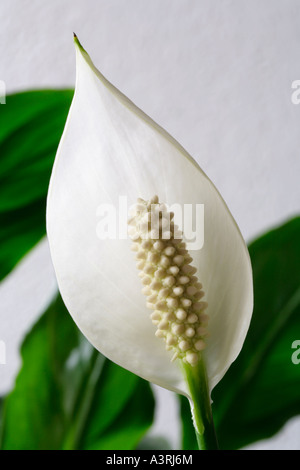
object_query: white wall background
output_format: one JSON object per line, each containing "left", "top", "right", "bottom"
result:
{"left": 0, "top": 0, "right": 299, "bottom": 449}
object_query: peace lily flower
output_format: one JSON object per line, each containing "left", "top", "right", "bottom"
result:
{"left": 46, "top": 35, "right": 253, "bottom": 449}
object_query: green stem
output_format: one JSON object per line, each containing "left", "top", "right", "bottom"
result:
{"left": 181, "top": 357, "right": 219, "bottom": 450}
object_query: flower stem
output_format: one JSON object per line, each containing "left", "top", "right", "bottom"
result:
{"left": 182, "top": 358, "right": 219, "bottom": 450}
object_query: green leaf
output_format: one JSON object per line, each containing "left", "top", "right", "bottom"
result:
{"left": 0, "top": 294, "right": 154, "bottom": 450}
{"left": 180, "top": 217, "right": 300, "bottom": 449}
{"left": 81, "top": 379, "right": 155, "bottom": 450}
{"left": 0, "top": 90, "right": 73, "bottom": 281}
{"left": 137, "top": 435, "right": 172, "bottom": 450}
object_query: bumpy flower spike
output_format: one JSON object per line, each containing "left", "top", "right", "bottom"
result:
{"left": 128, "top": 195, "right": 208, "bottom": 366}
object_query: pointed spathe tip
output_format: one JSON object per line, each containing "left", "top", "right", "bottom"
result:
{"left": 73, "top": 33, "right": 86, "bottom": 53}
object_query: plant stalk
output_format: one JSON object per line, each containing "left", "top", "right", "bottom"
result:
{"left": 182, "top": 357, "right": 219, "bottom": 450}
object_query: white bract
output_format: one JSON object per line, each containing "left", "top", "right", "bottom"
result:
{"left": 46, "top": 38, "right": 253, "bottom": 399}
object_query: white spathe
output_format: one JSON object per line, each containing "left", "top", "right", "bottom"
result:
{"left": 46, "top": 38, "right": 253, "bottom": 398}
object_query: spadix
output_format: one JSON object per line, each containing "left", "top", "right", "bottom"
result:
{"left": 129, "top": 195, "right": 208, "bottom": 367}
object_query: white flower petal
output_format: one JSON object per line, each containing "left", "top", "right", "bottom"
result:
{"left": 46, "top": 38, "right": 253, "bottom": 397}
